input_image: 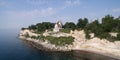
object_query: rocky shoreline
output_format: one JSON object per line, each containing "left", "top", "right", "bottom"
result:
{"left": 19, "top": 36, "right": 120, "bottom": 60}
{"left": 73, "top": 50, "right": 120, "bottom": 60}
{"left": 19, "top": 29, "right": 120, "bottom": 59}
{"left": 19, "top": 36, "right": 72, "bottom": 51}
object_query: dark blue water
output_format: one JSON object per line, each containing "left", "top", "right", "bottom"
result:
{"left": 0, "top": 29, "right": 118, "bottom": 60}
{"left": 0, "top": 29, "right": 75, "bottom": 60}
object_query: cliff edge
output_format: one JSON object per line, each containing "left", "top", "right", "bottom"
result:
{"left": 19, "top": 29, "right": 120, "bottom": 59}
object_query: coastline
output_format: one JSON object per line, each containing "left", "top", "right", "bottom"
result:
{"left": 72, "top": 50, "right": 120, "bottom": 60}
{"left": 19, "top": 36, "right": 72, "bottom": 52}
{"left": 19, "top": 36, "right": 120, "bottom": 60}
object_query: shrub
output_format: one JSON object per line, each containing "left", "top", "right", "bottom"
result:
{"left": 21, "top": 28, "right": 27, "bottom": 30}
{"left": 60, "top": 28, "right": 71, "bottom": 33}
{"left": 97, "top": 32, "right": 111, "bottom": 39}
{"left": 84, "top": 29, "right": 90, "bottom": 39}
{"left": 25, "top": 32, "right": 29, "bottom": 38}
{"left": 45, "top": 36, "right": 74, "bottom": 46}
{"left": 117, "top": 33, "right": 120, "bottom": 40}
{"left": 31, "top": 36, "right": 36, "bottom": 39}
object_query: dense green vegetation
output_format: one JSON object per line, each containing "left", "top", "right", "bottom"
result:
{"left": 45, "top": 36, "right": 74, "bottom": 46}
{"left": 84, "top": 15, "right": 120, "bottom": 41}
{"left": 77, "top": 18, "right": 88, "bottom": 29}
{"left": 23, "top": 15, "right": 120, "bottom": 41}
{"left": 30, "top": 35, "right": 74, "bottom": 46}
{"left": 117, "top": 33, "right": 120, "bottom": 40}
{"left": 63, "top": 22, "right": 76, "bottom": 30}
{"left": 28, "top": 22, "right": 55, "bottom": 33}
{"left": 59, "top": 28, "right": 71, "bottom": 33}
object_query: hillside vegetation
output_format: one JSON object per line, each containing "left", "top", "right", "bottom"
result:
{"left": 22, "top": 15, "right": 120, "bottom": 41}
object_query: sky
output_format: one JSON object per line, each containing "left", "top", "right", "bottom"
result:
{"left": 0, "top": 0, "right": 120, "bottom": 29}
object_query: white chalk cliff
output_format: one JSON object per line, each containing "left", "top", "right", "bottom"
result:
{"left": 19, "top": 29, "right": 120, "bottom": 58}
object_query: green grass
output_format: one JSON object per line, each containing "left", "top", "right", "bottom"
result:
{"left": 30, "top": 35, "right": 74, "bottom": 46}
{"left": 60, "top": 28, "right": 71, "bottom": 33}
{"left": 45, "top": 36, "right": 74, "bottom": 46}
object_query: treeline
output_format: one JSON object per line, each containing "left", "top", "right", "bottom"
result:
{"left": 22, "top": 15, "right": 120, "bottom": 41}
{"left": 22, "top": 22, "right": 55, "bottom": 33}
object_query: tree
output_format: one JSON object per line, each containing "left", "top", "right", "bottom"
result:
{"left": 64, "top": 22, "right": 76, "bottom": 30}
{"left": 36, "top": 22, "right": 55, "bottom": 32}
{"left": 36, "top": 23, "right": 44, "bottom": 32}
{"left": 28, "top": 25, "right": 37, "bottom": 30}
{"left": 102, "top": 15, "right": 114, "bottom": 32}
{"left": 21, "top": 27, "right": 27, "bottom": 30}
{"left": 113, "top": 17, "right": 120, "bottom": 32}
{"left": 117, "top": 33, "right": 120, "bottom": 40}
{"left": 85, "top": 20, "right": 100, "bottom": 32}
{"left": 97, "top": 32, "right": 111, "bottom": 39}
{"left": 77, "top": 18, "right": 88, "bottom": 29}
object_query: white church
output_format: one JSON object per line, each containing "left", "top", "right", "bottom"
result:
{"left": 53, "top": 21, "right": 62, "bottom": 32}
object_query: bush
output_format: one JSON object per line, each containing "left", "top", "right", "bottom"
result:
{"left": 60, "top": 28, "right": 71, "bottom": 33}
{"left": 84, "top": 29, "right": 90, "bottom": 39}
{"left": 31, "top": 36, "right": 37, "bottom": 39}
{"left": 25, "top": 32, "right": 29, "bottom": 38}
{"left": 97, "top": 32, "right": 111, "bottom": 39}
{"left": 85, "top": 32, "right": 90, "bottom": 39}
{"left": 117, "top": 33, "right": 120, "bottom": 40}
{"left": 64, "top": 22, "right": 76, "bottom": 30}
{"left": 21, "top": 27, "right": 27, "bottom": 30}
{"left": 45, "top": 36, "right": 74, "bottom": 46}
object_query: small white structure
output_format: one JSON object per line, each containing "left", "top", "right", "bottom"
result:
{"left": 109, "top": 33, "right": 118, "bottom": 37}
{"left": 89, "top": 33, "right": 94, "bottom": 38}
{"left": 53, "top": 21, "right": 62, "bottom": 32}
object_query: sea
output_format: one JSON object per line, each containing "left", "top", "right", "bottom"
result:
{"left": 0, "top": 29, "right": 118, "bottom": 60}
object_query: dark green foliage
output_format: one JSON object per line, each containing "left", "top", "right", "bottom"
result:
{"left": 31, "top": 36, "right": 37, "bottom": 39}
{"left": 85, "top": 20, "right": 101, "bottom": 33}
{"left": 112, "top": 17, "right": 120, "bottom": 32}
{"left": 28, "top": 22, "right": 55, "bottom": 33}
{"left": 84, "top": 28, "right": 91, "bottom": 39}
{"left": 102, "top": 15, "right": 114, "bottom": 32}
{"left": 77, "top": 18, "right": 88, "bottom": 29}
{"left": 97, "top": 33, "right": 111, "bottom": 39}
{"left": 85, "top": 31, "right": 90, "bottom": 39}
{"left": 85, "top": 20, "right": 105, "bottom": 38}
{"left": 60, "top": 28, "right": 71, "bottom": 33}
{"left": 45, "top": 36, "right": 74, "bottom": 46}
{"left": 30, "top": 35, "right": 45, "bottom": 41}
{"left": 21, "top": 27, "right": 27, "bottom": 30}
{"left": 28, "top": 25, "right": 37, "bottom": 30}
{"left": 117, "top": 33, "right": 120, "bottom": 40}
{"left": 64, "top": 22, "right": 76, "bottom": 30}
{"left": 30, "top": 35, "right": 74, "bottom": 46}
{"left": 25, "top": 32, "right": 29, "bottom": 38}
{"left": 36, "top": 22, "right": 55, "bottom": 32}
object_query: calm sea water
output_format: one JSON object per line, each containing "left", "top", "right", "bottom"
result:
{"left": 0, "top": 29, "right": 118, "bottom": 60}
{"left": 0, "top": 29, "right": 75, "bottom": 60}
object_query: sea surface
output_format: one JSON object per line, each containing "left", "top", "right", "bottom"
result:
{"left": 0, "top": 29, "right": 118, "bottom": 60}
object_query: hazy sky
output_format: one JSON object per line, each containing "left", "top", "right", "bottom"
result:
{"left": 0, "top": 0, "right": 120, "bottom": 29}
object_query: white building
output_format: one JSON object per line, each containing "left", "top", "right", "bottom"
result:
{"left": 53, "top": 21, "right": 62, "bottom": 32}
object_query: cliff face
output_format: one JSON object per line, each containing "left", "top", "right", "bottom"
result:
{"left": 19, "top": 29, "right": 120, "bottom": 58}
{"left": 20, "top": 29, "right": 40, "bottom": 37}
{"left": 71, "top": 30, "right": 120, "bottom": 57}
{"left": 19, "top": 29, "right": 73, "bottom": 51}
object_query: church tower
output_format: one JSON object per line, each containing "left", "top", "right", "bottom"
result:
{"left": 53, "top": 21, "right": 62, "bottom": 32}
